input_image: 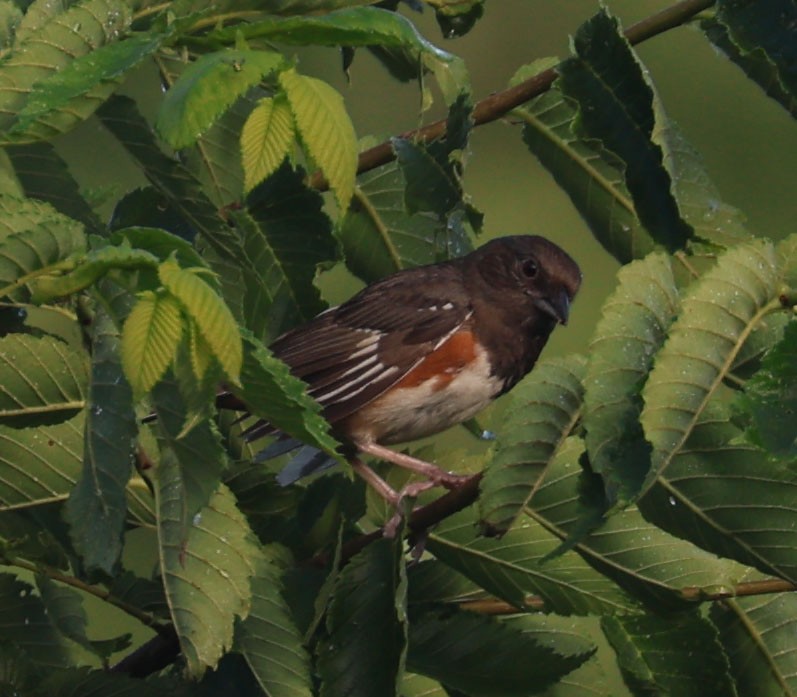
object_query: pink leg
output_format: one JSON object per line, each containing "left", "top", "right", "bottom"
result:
{"left": 356, "top": 441, "right": 470, "bottom": 489}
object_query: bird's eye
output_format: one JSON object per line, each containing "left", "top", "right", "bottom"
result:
{"left": 521, "top": 258, "right": 539, "bottom": 278}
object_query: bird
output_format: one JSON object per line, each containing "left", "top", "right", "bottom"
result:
{"left": 243, "top": 235, "right": 581, "bottom": 504}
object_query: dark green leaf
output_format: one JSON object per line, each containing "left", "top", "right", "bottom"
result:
{"left": 408, "top": 609, "right": 593, "bottom": 697}
{"left": 34, "top": 666, "right": 177, "bottom": 696}
{"left": 558, "top": 9, "right": 691, "bottom": 252}
{"left": 318, "top": 536, "right": 407, "bottom": 697}
{"left": 65, "top": 308, "right": 136, "bottom": 575}
{"left": 602, "top": 611, "right": 735, "bottom": 697}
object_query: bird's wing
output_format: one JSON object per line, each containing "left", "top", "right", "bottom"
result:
{"left": 269, "top": 263, "right": 472, "bottom": 426}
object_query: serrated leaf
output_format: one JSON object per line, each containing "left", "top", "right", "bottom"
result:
{"left": 427, "top": 506, "right": 639, "bottom": 616}
{"left": 158, "top": 260, "right": 242, "bottom": 384}
{"left": 0, "top": 573, "right": 72, "bottom": 667}
{"left": 110, "top": 226, "right": 207, "bottom": 270}
{"left": 582, "top": 253, "right": 679, "bottom": 505}
{"left": 241, "top": 94, "right": 295, "bottom": 193}
{"left": 737, "top": 320, "right": 797, "bottom": 457}
{"left": 602, "top": 611, "right": 735, "bottom": 697}
{"left": 519, "top": 86, "right": 654, "bottom": 265}
{"left": 711, "top": 579, "right": 797, "bottom": 696}
{"left": 0, "top": 333, "right": 86, "bottom": 427}
{"left": 279, "top": 68, "right": 357, "bottom": 210}
{"left": 154, "top": 477, "right": 260, "bottom": 678}
{"left": 479, "top": 355, "right": 586, "bottom": 535}
{"left": 35, "top": 666, "right": 177, "bottom": 696}
{"left": 558, "top": 9, "right": 691, "bottom": 253}
{"left": 704, "top": 0, "right": 797, "bottom": 118}
{"left": 641, "top": 240, "right": 780, "bottom": 491}
{"left": 317, "top": 536, "right": 407, "bottom": 697}
{"left": 237, "top": 162, "right": 338, "bottom": 340}
{"left": 12, "top": 32, "right": 168, "bottom": 139}
{"left": 121, "top": 291, "right": 183, "bottom": 398}
{"left": 207, "top": 6, "right": 454, "bottom": 62}
{"left": 408, "top": 609, "right": 594, "bottom": 697}
{"left": 65, "top": 308, "right": 136, "bottom": 575}
{"left": 7, "top": 142, "right": 103, "bottom": 233}
{"left": 237, "top": 546, "right": 313, "bottom": 697}
{"left": 340, "top": 161, "right": 469, "bottom": 284}
{"left": 0, "top": 0, "right": 132, "bottom": 143}
{"left": 235, "top": 330, "right": 341, "bottom": 462}
{"left": 0, "top": 413, "right": 83, "bottom": 510}
{"left": 156, "top": 49, "right": 284, "bottom": 150}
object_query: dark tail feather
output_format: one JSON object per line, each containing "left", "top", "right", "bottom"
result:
{"left": 275, "top": 447, "right": 337, "bottom": 486}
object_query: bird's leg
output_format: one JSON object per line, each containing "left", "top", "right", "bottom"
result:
{"left": 355, "top": 441, "right": 470, "bottom": 490}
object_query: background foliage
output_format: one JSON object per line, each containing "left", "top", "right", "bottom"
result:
{"left": 0, "top": 0, "right": 796, "bottom": 695}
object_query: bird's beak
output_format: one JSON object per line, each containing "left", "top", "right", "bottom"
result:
{"left": 534, "top": 290, "right": 571, "bottom": 325}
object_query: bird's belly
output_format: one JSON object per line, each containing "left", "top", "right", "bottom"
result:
{"left": 345, "top": 346, "right": 502, "bottom": 445}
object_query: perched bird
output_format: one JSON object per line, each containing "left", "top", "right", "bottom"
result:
{"left": 245, "top": 235, "right": 581, "bottom": 502}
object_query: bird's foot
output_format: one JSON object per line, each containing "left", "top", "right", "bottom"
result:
{"left": 356, "top": 441, "right": 470, "bottom": 491}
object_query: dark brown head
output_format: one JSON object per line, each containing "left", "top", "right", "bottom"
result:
{"left": 464, "top": 235, "right": 582, "bottom": 325}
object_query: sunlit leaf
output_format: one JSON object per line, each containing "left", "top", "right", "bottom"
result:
{"left": 241, "top": 94, "right": 295, "bottom": 193}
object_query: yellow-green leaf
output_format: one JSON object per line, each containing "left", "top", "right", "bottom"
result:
{"left": 189, "top": 320, "right": 214, "bottom": 382}
{"left": 241, "top": 94, "right": 295, "bottom": 193}
{"left": 279, "top": 68, "right": 357, "bottom": 209}
{"left": 121, "top": 291, "right": 183, "bottom": 398}
{"left": 158, "top": 260, "right": 242, "bottom": 384}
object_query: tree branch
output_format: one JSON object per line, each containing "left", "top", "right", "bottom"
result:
{"left": 308, "top": 0, "right": 716, "bottom": 191}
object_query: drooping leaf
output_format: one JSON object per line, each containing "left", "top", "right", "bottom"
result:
{"left": 237, "top": 546, "right": 313, "bottom": 697}
{"left": 479, "top": 355, "right": 586, "bottom": 535}
{"left": 0, "top": 0, "right": 132, "bottom": 143}
{"left": 65, "top": 308, "right": 136, "bottom": 575}
{"left": 558, "top": 9, "right": 691, "bottom": 253}
{"left": 154, "top": 477, "right": 260, "bottom": 678}
{"left": 0, "top": 333, "right": 86, "bottom": 427}
{"left": 156, "top": 49, "right": 285, "bottom": 150}
{"left": 0, "top": 195, "right": 85, "bottom": 302}
{"left": 602, "top": 611, "right": 735, "bottom": 697}
{"left": 582, "top": 253, "right": 679, "bottom": 505}
{"left": 110, "top": 226, "right": 208, "bottom": 271}
{"left": 6, "top": 142, "right": 103, "bottom": 233}
{"left": 703, "top": 0, "right": 797, "bottom": 118}
{"left": 121, "top": 291, "right": 183, "bottom": 398}
{"left": 317, "top": 535, "right": 407, "bottom": 697}
{"left": 241, "top": 94, "right": 295, "bottom": 193}
{"left": 408, "top": 609, "right": 593, "bottom": 697}
{"left": 0, "top": 413, "right": 83, "bottom": 510}
{"left": 736, "top": 319, "right": 797, "bottom": 458}
{"left": 279, "top": 68, "right": 357, "bottom": 210}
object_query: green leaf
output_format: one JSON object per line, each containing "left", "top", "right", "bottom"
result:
{"left": 0, "top": 0, "right": 132, "bottom": 142}
{"left": 65, "top": 308, "right": 136, "bottom": 575}
{"left": 427, "top": 506, "right": 639, "bottom": 616}
{"left": 158, "top": 259, "right": 242, "bottom": 384}
{"left": 518, "top": 85, "right": 654, "bottom": 265}
{"left": 408, "top": 609, "right": 594, "bottom": 697}
{"left": 236, "top": 330, "right": 342, "bottom": 462}
{"left": 582, "top": 253, "right": 679, "bottom": 505}
{"left": 640, "top": 240, "right": 780, "bottom": 492}
{"left": 121, "top": 291, "right": 183, "bottom": 398}
{"left": 241, "top": 94, "right": 295, "bottom": 193}
{"left": 206, "top": 7, "right": 454, "bottom": 62}
{"left": 237, "top": 546, "right": 313, "bottom": 697}
{"left": 110, "top": 226, "right": 207, "bottom": 271}
{"left": 339, "top": 161, "right": 469, "bottom": 284}
{"left": 558, "top": 9, "right": 691, "bottom": 253}
{"left": 317, "top": 536, "right": 407, "bottom": 697}
{"left": 602, "top": 611, "right": 735, "bottom": 697}
{"left": 479, "top": 355, "right": 586, "bottom": 535}
{"left": 12, "top": 32, "right": 168, "bottom": 138}
{"left": 0, "top": 333, "right": 86, "bottom": 427}
{"left": 0, "top": 573, "right": 72, "bottom": 667}
{"left": 279, "top": 68, "right": 357, "bottom": 210}
{"left": 704, "top": 0, "right": 797, "bottom": 118}
{"left": 35, "top": 666, "right": 177, "bottom": 696}
{"left": 711, "top": 580, "right": 797, "bottom": 696}
{"left": 237, "top": 161, "right": 338, "bottom": 340}
{"left": 156, "top": 49, "right": 285, "bottom": 150}
{"left": 154, "top": 477, "right": 260, "bottom": 678}
{"left": 737, "top": 320, "right": 797, "bottom": 457}
{"left": 6, "top": 142, "right": 103, "bottom": 233}
{"left": 0, "top": 413, "right": 83, "bottom": 510}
